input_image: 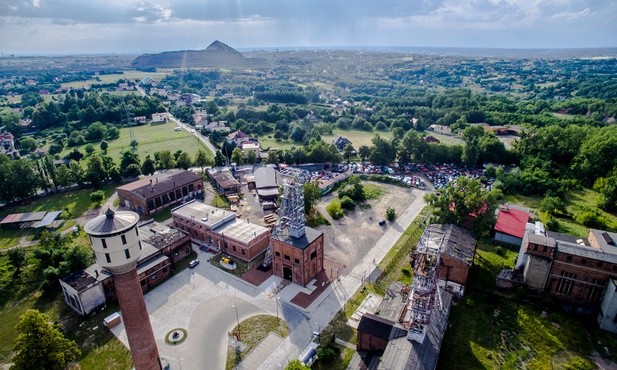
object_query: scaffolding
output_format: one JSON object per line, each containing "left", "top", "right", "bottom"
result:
{"left": 403, "top": 227, "right": 443, "bottom": 343}
{"left": 262, "top": 168, "right": 309, "bottom": 268}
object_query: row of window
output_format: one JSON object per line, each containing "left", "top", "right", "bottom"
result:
{"left": 99, "top": 228, "right": 139, "bottom": 249}
{"left": 274, "top": 250, "right": 318, "bottom": 264}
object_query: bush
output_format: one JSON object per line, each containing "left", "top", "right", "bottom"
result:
{"left": 546, "top": 217, "right": 560, "bottom": 231}
{"left": 339, "top": 196, "right": 356, "bottom": 211}
{"left": 495, "top": 246, "right": 507, "bottom": 257}
{"left": 574, "top": 208, "right": 606, "bottom": 229}
{"left": 386, "top": 207, "right": 396, "bottom": 222}
{"left": 326, "top": 199, "right": 344, "bottom": 220}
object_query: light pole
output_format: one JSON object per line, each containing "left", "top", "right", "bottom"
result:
{"left": 232, "top": 304, "right": 240, "bottom": 334}
{"left": 275, "top": 296, "right": 279, "bottom": 320}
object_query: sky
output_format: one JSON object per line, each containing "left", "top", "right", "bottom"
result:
{"left": 0, "top": 0, "right": 616, "bottom": 55}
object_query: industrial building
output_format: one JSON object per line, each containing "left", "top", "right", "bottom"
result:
{"left": 116, "top": 169, "right": 203, "bottom": 216}
{"left": 171, "top": 200, "right": 270, "bottom": 263}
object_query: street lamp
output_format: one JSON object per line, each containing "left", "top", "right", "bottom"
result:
{"left": 232, "top": 304, "right": 240, "bottom": 334}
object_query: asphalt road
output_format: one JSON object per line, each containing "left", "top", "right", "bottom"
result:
{"left": 183, "top": 295, "right": 267, "bottom": 370}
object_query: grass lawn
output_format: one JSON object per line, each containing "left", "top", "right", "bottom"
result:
{"left": 61, "top": 71, "right": 171, "bottom": 89}
{"left": 60, "top": 121, "right": 212, "bottom": 166}
{"left": 321, "top": 129, "right": 393, "bottom": 149}
{"left": 211, "top": 194, "right": 230, "bottom": 208}
{"left": 226, "top": 315, "right": 288, "bottom": 370}
{"left": 362, "top": 182, "right": 384, "bottom": 200}
{"left": 422, "top": 131, "right": 465, "bottom": 146}
{"left": 439, "top": 241, "right": 617, "bottom": 369}
{"left": 504, "top": 188, "right": 617, "bottom": 238}
{"left": 0, "top": 184, "right": 116, "bottom": 250}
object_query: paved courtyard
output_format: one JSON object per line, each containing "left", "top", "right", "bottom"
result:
{"left": 109, "top": 188, "right": 427, "bottom": 369}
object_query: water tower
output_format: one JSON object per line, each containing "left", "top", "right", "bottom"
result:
{"left": 85, "top": 208, "right": 161, "bottom": 370}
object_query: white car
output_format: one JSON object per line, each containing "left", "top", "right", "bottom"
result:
{"left": 188, "top": 259, "right": 200, "bottom": 268}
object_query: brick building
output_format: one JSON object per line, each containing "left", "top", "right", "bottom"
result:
{"left": 271, "top": 226, "right": 324, "bottom": 286}
{"left": 117, "top": 169, "right": 203, "bottom": 216}
{"left": 420, "top": 224, "right": 477, "bottom": 297}
{"left": 60, "top": 221, "right": 190, "bottom": 314}
{"left": 207, "top": 168, "right": 242, "bottom": 194}
{"left": 523, "top": 228, "right": 617, "bottom": 312}
{"left": 171, "top": 200, "right": 270, "bottom": 263}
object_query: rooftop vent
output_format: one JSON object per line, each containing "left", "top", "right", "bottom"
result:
{"left": 602, "top": 232, "right": 615, "bottom": 246}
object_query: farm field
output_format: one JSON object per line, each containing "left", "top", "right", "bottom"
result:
{"left": 258, "top": 129, "right": 394, "bottom": 152}
{"left": 60, "top": 121, "right": 212, "bottom": 165}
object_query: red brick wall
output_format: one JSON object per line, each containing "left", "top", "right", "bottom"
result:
{"left": 118, "top": 178, "right": 203, "bottom": 216}
{"left": 439, "top": 255, "right": 470, "bottom": 287}
{"left": 357, "top": 331, "right": 389, "bottom": 352}
{"left": 113, "top": 269, "right": 161, "bottom": 370}
{"left": 272, "top": 233, "right": 324, "bottom": 286}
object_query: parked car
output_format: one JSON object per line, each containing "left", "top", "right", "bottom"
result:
{"left": 188, "top": 259, "right": 200, "bottom": 268}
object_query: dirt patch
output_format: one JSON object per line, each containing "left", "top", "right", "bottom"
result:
{"left": 316, "top": 181, "right": 417, "bottom": 273}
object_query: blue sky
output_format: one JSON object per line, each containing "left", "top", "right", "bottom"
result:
{"left": 0, "top": 0, "right": 615, "bottom": 55}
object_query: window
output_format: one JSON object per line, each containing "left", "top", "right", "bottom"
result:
{"left": 581, "top": 259, "right": 587, "bottom": 265}
{"left": 121, "top": 235, "right": 127, "bottom": 245}
{"left": 543, "top": 245, "right": 547, "bottom": 252}
{"left": 587, "top": 278, "right": 603, "bottom": 302}
{"left": 241, "top": 249, "right": 245, "bottom": 255}
{"left": 310, "top": 251, "right": 317, "bottom": 260}
{"left": 566, "top": 255, "right": 572, "bottom": 262}
{"left": 556, "top": 271, "right": 577, "bottom": 295}
{"left": 533, "top": 245, "right": 538, "bottom": 251}
{"left": 105, "top": 253, "right": 111, "bottom": 263}
{"left": 101, "top": 238, "right": 107, "bottom": 249}
{"left": 139, "top": 241, "right": 142, "bottom": 250}
{"left": 125, "top": 249, "right": 131, "bottom": 259}
{"left": 275, "top": 251, "right": 280, "bottom": 257}
{"left": 597, "top": 261, "right": 604, "bottom": 268}
{"left": 135, "top": 228, "right": 139, "bottom": 237}
{"left": 233, "top": 245, "right": 237, "bottom": 252}
{"left": 284, "top": 255, "right": 291, "bottom": 261}
{"left": 294, "top": 258, "right": 300, "bottom": 264}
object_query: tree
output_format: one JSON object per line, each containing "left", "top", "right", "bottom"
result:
{"left": 369, "top": 135, "right": 396, "bottom": 166}
{"left": 358, "top": 145, "right": 371, "bottom": 163}
{"left": 120, "top": 151, "right": 141, "bottom": 178}
{"left": 246, "top": 150, "right": 258, "bottom": 164}
{"left": 265, "top": 150, "right": 280, "bottom": 165}
{"left": 326, "top": 199, "right": 344, "bottom": 220}
{"left": 425, "top": 176, "right": 501, "bottom": 236}
{"left": 386, "top": 207, "right": 397, "bottom": 222}
{"left": 194, "top": 149, "right": 212, "bottom": 174}
{"left": 461, "top": 125, "right": 484, "bottom": 167}
{"left": 89, "top": 190, "right": 105, "bottom": 206}
{"left": 84, "top": 144, "right": 95, "bottom": 156}
{"left": 19, "top": 137, "right": 38, "bottom": 153}
{"left": 398, "top": 130, "right": 429, "bottom": 164}
{"left": 304, "top": 181, "right": 321, "bottom": 215}
{"left": 7, "top": 248, "right": 26, "bottom": 276}
{"left": 66, "top": 148, "right": 83, "bottom": 163}
{"left": 285, "top": 359, "right": 310, "bottom": 370}
{"left": 141, "top": 155, "right": 156, "bottom": 176}
{"left": 540, "top": 196, "right": 566, "bottom": 216}
{"left": 100, "top": 140, "right": 108, "bottom": 152}
{"left": 11, "top": 309, "right": 80, "bottom": 370}
{"left": 176, "top": 151, "right": 192, "bottom": 170}
{"left": 231, "top": 147, "right": 244, "bottom": 165}
{"left": 156, "top": 149, "right": 175, "bottom": 169}
{"left": 343, "top": 144, "right": 355, "bottom": 163}
{"left": 84, "top": 155, "right": 107, "bottom": 186}
{"left": 214, "top": 150, "right": 226, "bottom": 167}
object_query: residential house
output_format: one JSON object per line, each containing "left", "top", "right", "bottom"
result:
{"left": 0, "top": 131, "right": 19, "bottom": 159}
{"left": 333, "top": 136, "right": 352, "bottom": 152}
{"left": 207, "top": 168, "right": 241, "bottom": 195}
{"left": 151, "top": 112, "right": 168, "bottom": 123}
{"left": 227, "top": 130, "right": 252, "bottom": 146}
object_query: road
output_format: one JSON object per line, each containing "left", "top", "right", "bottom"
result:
{"left": 169, "top": 115, "right": 217, "bottom": 155}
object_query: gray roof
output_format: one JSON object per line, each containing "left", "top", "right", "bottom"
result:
{"left": 84, "top": 209, "right": 139, "bottom": 236}
{"left": 139, "top": 221, "right": 188, "bottom": 250}
{"left": 378, "top": 288, "right": 453, "bottom": 370}
{"left": 377, "top": 282, "right": 408, "bottom": 323}
{"left": 547, "top": 231, "right": 588, "bottom": 246}
{"left": 275, "top": 226, "right": 322, "bottom": 250}
{"left": 358, "top": 314, "right": 407, "bottom": 341}
{"left": 590, "top": 229, "right": 617, "bottom": 253}
{"left": 60, "top": 270, "right": 99, "bottom": 293}
{"left": 116, "top": 169, "right": 202, "bottom": 200}
{"left": 254, "top": 167, "right": 278, "bottom": 189}
{"left": 423, "top": 224, "right": 476, "bottom": 265}
{"left": 557, "top": 241, "right": 617, "bottom": 265}
{"left": 33, "top": 211, "right": 63, "bottom": 228}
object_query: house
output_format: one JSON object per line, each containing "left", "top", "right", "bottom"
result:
{"left": 193, "top": 112, "right": 208, "bottom": 126}
{"left": 133, "top": 116, "right": 147, "bottom": 124}
{"left": 116, "top": 169, "right": 203, "bottom": 216}
{"left": 207, "top": 168, "right": 241, "bottom": 194}
{"left": 0, "top": 131, "right": 19, "bottom": 159}
{"left": 172, "top": 200, "right": 270, "bottom": 262}
{"left": 241, "top": 142, "right": 261, "bottom": 160}
{"left": 206, "top": 121, "right": 230, "bottom": 132}
{"left": 254, "top": 167, "right": 279, "bottom": 202}
{"left": 226, "top": 130, "right": 252, "bottom": 146}
{"left": 305, "top": 111, "right": 319, "bottom": 122}
{"left": 151, "top": 112, "right": 168, "bottom": 123}
{"left": 59, "top": 221, "right": 190, "bottom": 315}
{"left": 494, "top": 205, "right": 530, "bottom": 246}
{"left": 423, "top": 135, "right": 440, "bottom": 144}
{"left": 333, "top": 136, "right": 352, "bottom": 151}
{"left": 522, "top": 228, "right": 617, "bottom": 315}
{"left": 429, "top": 124, "right": 452, "bottom": 135}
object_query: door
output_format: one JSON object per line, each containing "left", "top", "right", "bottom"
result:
{"left": 283, "top": 266, "right": 293, "bottom": 281}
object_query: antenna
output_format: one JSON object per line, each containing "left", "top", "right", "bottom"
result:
{"left": 122, "top": 96, "right": 137, "bottom": 149}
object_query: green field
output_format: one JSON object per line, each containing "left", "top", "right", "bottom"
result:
{"left": 60, "top": 121, "right": 212, "bottom": 165}
{"left": 0, "top": 184, "right": 117, "bottom": 250}
{"left": 61, "top": 70, "right": 171, "bottom": 89}
{"left": 258, "top": 129, "right": 394, "bottom": 152}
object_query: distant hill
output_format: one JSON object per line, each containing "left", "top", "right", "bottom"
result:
{"left": 131, "top": 40, "right": 265, "bottom": 68}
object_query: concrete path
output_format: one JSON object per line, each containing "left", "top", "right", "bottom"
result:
{"left": 237, "top": 333, "right": 284, "bottom": 370}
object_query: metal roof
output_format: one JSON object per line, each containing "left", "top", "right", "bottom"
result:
{"left": 0, "top": 211, "right": 47, "bottom": 225}
{"left": 116, "top": 169, "right": 202, "bottom": 200}
{"left": 254, "top": 167, "right": 278, "bottom": 189}
{"left": 274, "top": 226, "right": 322, "bottom": 250}
{"left": 33, "top": 211, "right": 63, "bottom": 228}
{"left": 84, "top": 209, "right": 139, "bottom": 235}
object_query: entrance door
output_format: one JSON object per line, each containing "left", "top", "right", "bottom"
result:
{"left": 283, "top": 266, "right": 293, "bottom": 281}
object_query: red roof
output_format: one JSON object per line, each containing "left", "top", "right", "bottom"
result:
{"left": 494, "top": 208, "right": 529, "bottom": 239}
